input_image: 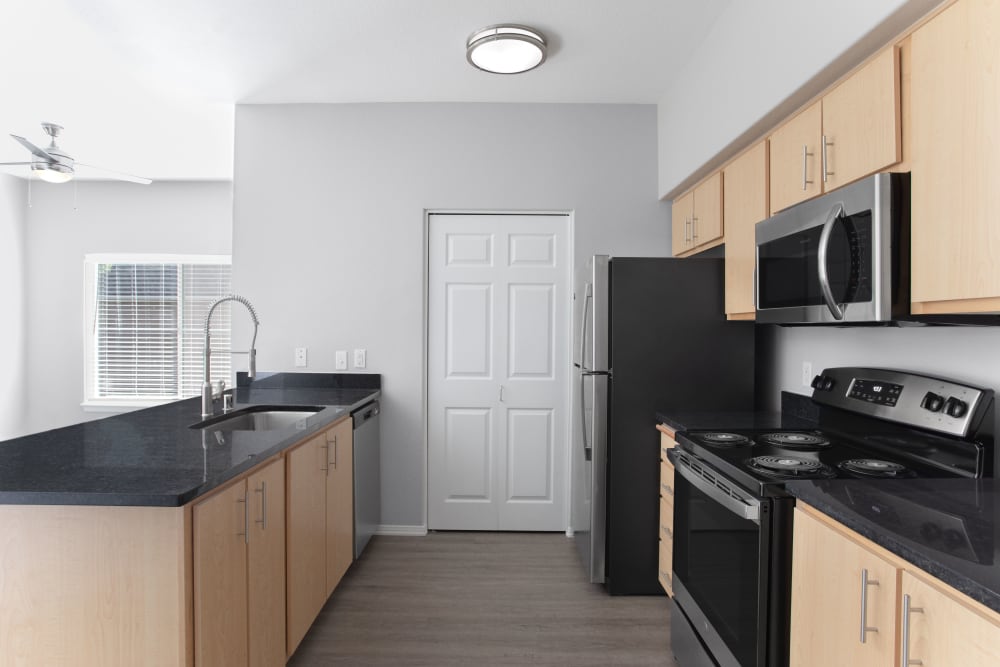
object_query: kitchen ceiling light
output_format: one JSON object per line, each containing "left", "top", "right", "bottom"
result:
{"left": 466, "top": 24, "right": 547, "bottom": 74}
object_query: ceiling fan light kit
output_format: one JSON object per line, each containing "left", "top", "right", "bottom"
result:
{"left": 0, "top": 122, "right": 152, "bottom": 185}
{"left": 466, "top": 24, "right": 547, "bottom": 74}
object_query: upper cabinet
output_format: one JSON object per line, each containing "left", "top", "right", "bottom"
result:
{"left": 769, "top": 47, "right": 901, "bottom": 214}
{"left": 671, "top": 171, "right": 723, "bottom": 257}
{"left": 723, "top": 142, "right": 768, "bottom": 320}
{"left": 909, "top": 0, "right": 1000, "bottom": 314}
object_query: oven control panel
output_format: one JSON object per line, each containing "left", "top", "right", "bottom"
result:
{"left": 811, "top": 367, "right": 992, "bottom": 438}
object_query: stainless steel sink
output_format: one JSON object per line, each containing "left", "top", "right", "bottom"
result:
{"left": 192, "top": 406, "right": 323, "bottom": 432}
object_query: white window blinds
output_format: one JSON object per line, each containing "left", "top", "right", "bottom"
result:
{"left": 88, "top": 257, "right": 232, "bottom": 402}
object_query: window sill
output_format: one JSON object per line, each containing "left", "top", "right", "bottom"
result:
{"left": 81, "top": 399, "right": 177, "bottom": 414}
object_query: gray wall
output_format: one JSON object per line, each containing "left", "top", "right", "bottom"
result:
{"left": 232, "top": 103, "right": 669, "bottom": 530}
{"left": 0, "top": 175, "right": 27, "bottom": 439}
{"left": 22, "top": 181, "right": 232, "bottom": 435}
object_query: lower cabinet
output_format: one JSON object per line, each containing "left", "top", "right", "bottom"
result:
{"left": 656, "top": 426, "right": 676, "bottom": 596}
{"left": 287, "top": 417, "right": 354, "bottom": 656}
{"left": 791, "top": 504, "right": 1000, "bottom": 667}
{"left": 193, "top": 457, "right": 286, "bottom": 667}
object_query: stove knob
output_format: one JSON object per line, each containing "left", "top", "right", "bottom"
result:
{"left": 945, "top": 397, "right": 968, "bottom": 418}
{"left": 921, "top": 392, "right": 944, "bottom": 413}
{"left": 821, "top": 376, "right": 835, "bottom": 391}
{"left": 810, "top": 375, "right": 824, "bottom": 390}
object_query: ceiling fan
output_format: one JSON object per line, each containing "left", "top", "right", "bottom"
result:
{"left": 0, "top": 122, "right": 152, "bottom": 185}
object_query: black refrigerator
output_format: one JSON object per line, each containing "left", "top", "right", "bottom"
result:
{"left": 571, "top": 255, "right": 756, "bottom": 594}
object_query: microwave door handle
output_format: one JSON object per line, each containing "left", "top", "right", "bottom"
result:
{"left": 817, "top": 202, "right": 846, "bottom": 320}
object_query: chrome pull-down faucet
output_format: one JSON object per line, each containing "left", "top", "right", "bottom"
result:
{"left": 202, "top": 294, "right": 259, "bottom": 418}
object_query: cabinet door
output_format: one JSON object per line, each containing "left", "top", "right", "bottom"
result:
{"left": 247, "top": 459, "right": 286, "bottom": 667}
{"left": 822, "top": 46, "right": 901, "bottom": 191}
{"left": 193, "top": 479, "right": 249, "bottom": 667}
{"left": 769, "top": 101, "right": 822, "bottom": 214}
{"left": 325, "top": 419, "right": 355, "bottom": 595}
{"left": 691, "top": 171, "right": 723, "bottom": 249}
{"left": 723, "top": 142, "right": 767, "bottom": 319}
{"left": 286, "top": 434, "right": 329, "bottom": 656}
{"left": 671, "top": 191, "right": 694, "bottom": 257}
{"left": 910, "top": 0, "right": 1000, "bottom": 313}
{"left": 790, "top": 508, "right": 897, "bottom": 667}
{"left": 900, "top": 571, "right": 1000, "bottom": 667}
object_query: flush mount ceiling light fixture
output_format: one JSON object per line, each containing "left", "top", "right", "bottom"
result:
{"left": 466, "top": 24, "right": 547, "bottom": 74}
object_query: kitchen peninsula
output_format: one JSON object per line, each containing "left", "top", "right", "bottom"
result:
{"left": 0, "top": 372, "right": 379, "bottom": 667}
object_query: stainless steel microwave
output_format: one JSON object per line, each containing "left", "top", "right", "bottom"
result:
{"left": 755, "top": 172, "right": 909, "bottom": 324}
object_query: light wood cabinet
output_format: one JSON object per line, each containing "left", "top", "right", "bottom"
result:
{"left": 769, "top": 47, "right": 900, "bottom": 215}
{"left": 722, "top": 142, "right": 768, "bottom": 320}
{"left": 286, "top": 417, "right": 355, "bottom": 656}
{"left": 656, "top": 426, "right": 676, "bottom": 596}
{"left": 790, "top": 507, "right": 897, "bottom": 667}
{"left": 671, "top": 172, "right": 723, "bottom": 257}
{"left": 325, "top": 418, "right": 354, "bottom": 594}
{"left": 193, "top": 458, "right": 285, "bottom": 667}
{"left": 792, "top": 503, "right": 1000, "bottom": 667}
{"left": 910, "top": 0, "right": 1000, "bottom": 314}
{"left": 900, "top": 570, "right": 1000, "bottom": 667}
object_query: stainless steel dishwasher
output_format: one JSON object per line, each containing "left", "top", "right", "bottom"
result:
{"left": 352, "top": 400, "right": 380, "bottom": 558}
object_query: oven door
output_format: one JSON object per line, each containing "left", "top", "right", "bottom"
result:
{"left": 755, "top": 172, "right": 903, "bottom": 324}
{"left": 670, "top": 450, "right": 771, "bottom": 667}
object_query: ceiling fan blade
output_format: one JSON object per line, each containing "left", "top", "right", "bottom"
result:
{"left": 0, "top": 161, "right": 34, "bottom": 166}
{"left": 75, "top": 162, "right": 153, "bottom": 185}
{"left": 10, "top": 134, "right": 55, "bottom": 161}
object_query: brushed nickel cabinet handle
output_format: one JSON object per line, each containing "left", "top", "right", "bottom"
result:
{"left": 901, "top": 594, "right": 924, "bottom": 666}
{"left": 691, "top": 215, "right": 698, "bottom": 241}
{"left": 802, "top": 144, "right": 814, "bottom": 190}
{"left": 320, "top": 442, "right": 329, "bottom": 473}
{"left": 860, "top": 568, "right": 879, "bottom": 643}
{"left": 661, "top": 483, "right": 674, "bottom": 497}
{"left": 822, "top": 135, "right": 834, "bottom": 183}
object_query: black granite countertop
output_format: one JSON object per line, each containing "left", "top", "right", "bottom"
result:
{"left": 656, "top": 391, "right": 819, "bottom": 433}
{"left": 0, "top": 373, "right": 380, "bottom": 507}
{"left": 787, "top": 478, "right": 1000, "bottom": 614}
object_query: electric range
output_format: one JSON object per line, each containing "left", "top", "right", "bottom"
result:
{"left": 667, "top": 367, "right": 995, "bottom": 667}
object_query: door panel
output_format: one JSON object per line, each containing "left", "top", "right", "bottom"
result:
{"left": 429, "top": 213, "right": 568, "bottom": 531}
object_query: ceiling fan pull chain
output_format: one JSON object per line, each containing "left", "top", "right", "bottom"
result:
{"left": 73, "top": 179, "right": 78, "bottom": 211}
{"left": 27, "top": 171, "right": 32, "bottom": 208}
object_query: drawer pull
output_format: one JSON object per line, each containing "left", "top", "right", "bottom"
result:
{"left": 661, "top": 483, "right": 674, "bottom": 497}
{"left": 860, "top": 568, "right": 879, "bottom": 643}
{"left": 661, "top": 525, "right": 673, "bottom": 539}
{"left": 901, "top": 594, "right": 924, "bottom": 667}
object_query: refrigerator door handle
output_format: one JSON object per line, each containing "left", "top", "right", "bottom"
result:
{"left": 578, "top": 283, "right": 593, "bottom": 370}
{"left": 580, "top": 373, "right": 591, "bottom": 461}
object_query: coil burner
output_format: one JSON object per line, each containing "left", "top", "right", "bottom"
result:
{"left": 838, "top": 458, "right": 916, "bottom": 479}
{"left": 747, "top": 455, "right": 836, "bottom": 479}
{"left": 697, "top": 432, "right": 753, "bottom": 447}
{"left": 757, "top": 432, "right": 832, "bottom": 450}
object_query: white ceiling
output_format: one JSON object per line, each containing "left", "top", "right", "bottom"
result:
{"left": 0, "top": 0, "right": 731, "bottom": 181}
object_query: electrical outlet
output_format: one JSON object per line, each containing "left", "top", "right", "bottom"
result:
{"left": 335, "top": 350, "right": 348, "bottom": 370}
{"left": 353, "top": 348, "right": 367, "bottom": 369}
{"left": 802, "top": 361, "right": 813, "bottom": 388}
{"left": 294, "top": 347, "right": 308, "bottom": 368}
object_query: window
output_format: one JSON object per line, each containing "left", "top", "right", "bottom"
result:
{"left": 83, "top": 254, "right": 233, "bottom": 408}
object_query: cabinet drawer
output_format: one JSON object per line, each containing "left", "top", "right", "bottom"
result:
{"left": 660, "top": 460, "right": 675, "bottom": 501}
{"left": 659, "top": 495, "right": 674, "bottom": 541}
{"left": 658, "top": 536, "right": 674, "bottom": 596}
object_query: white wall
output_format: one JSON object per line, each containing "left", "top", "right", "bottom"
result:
{"left": 0, "top": 175, "right": 27, "bottom": 439}
{"left": 232, "top": 103, "right": 669, "bottom": 530}
{"left": 657, "top": 0, "right": 942, "bottom": 198}
{"left": 22, "top": 181, "right": 232, "bottom": 435}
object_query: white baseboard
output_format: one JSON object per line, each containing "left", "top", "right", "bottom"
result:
{"left": 376, "top": 524, "right": 428, "bottom": 536}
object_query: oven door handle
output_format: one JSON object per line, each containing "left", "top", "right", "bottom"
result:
{"left": 672, "top": 452, "right": 761, "bottom": 523}
{"left": 817, "top": 202, "right": 846, "bottom": 320}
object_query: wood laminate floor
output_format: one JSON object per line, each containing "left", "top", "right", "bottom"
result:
{"left": 287, "top": 532, "right": 679, "bottom": 666}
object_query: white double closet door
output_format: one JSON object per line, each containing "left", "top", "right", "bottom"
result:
{"left": 427, "top": 213, "right": 569, "bottom": 531}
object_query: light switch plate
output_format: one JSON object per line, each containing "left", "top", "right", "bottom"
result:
{"left": 295, "top": 347, "right": 308, "bottom": 368}
{"left": 353, "top": 348, "right": 367, "bottom": 369}
{"left": 335, "top": 350, "right": 348, "bottom": 370}
{"left": 802, "top": 361, "right": 813, "bottom": 388}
